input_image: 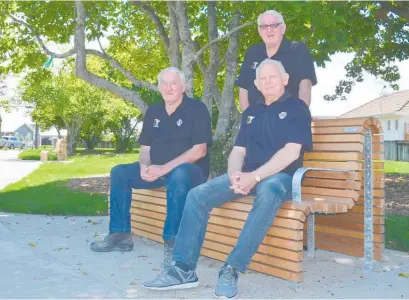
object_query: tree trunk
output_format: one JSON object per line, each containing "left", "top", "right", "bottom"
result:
{"left": 65, "top": 114, "right": 83, "bottom": 156}
{"left": 34, "top": 123, "right": 40, "bottom": 149}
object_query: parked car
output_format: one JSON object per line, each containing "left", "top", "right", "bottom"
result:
{"left": 0, "top": 136, "right": 25, "bottom": 149}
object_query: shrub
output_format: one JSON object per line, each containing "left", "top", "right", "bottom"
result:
{"left": 18, "top": 148, "right": 58, "bottom": 161}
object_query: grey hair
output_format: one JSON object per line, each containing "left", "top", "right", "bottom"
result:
{"left": 157, "top": 67, "right": 186, "bottom": 86}
{"left": 257, "top": 10, "right": 285, "bottom": 26}
{"left": 255, "top": 59, "right": 287, "bottom": 79}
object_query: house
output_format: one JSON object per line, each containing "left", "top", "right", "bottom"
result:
{"left": 1, "top": 123, "right": 35, "bottom": 142}
{"left": 339, "top": 89, "right": 409, "bottom": 141}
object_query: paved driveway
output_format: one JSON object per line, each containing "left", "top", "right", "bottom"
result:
{"left": 0, "top": 150, "right": 42, "bottom": 190}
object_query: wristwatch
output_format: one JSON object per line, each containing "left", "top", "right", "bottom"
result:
{"left": 254, "top": 174, "right": 261, "bottom": 183}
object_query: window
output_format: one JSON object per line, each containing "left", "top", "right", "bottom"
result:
{"left": 388, "top": 120, "right": 391, "bottom": 130}
{"left": 395, "top": 119, "right": 399, "bottom": 130}
{"left": 11, "top": 137, "right": 17, "bottom": 141}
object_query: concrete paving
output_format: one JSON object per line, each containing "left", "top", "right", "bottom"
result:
{"left": 0, "top": 213, "right": 408, "bottom": 299}
{"left": 0, "top": 150, "right": 42, "bottom": 190}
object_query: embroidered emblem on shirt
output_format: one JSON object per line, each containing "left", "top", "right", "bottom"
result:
{"left": 279, "top": 112, "right": 287, "bottom": 119}
{"left": 246, "top": 116, "right": 255, "bottom": 124}
{"left": 153, "top": 119, "right": 160, "bottom": 128}
{"left": 177, "top": 119, "right": 183, "bottom": 127}
{"left": 251, "top": 62, "right": 259, "bottom": 69}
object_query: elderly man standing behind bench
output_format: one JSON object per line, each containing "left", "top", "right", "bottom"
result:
{"left": 90, "top": 67, "right": 212, "bottom": 268}
{"left": 237, "top": 10, "right": 317, "bottom": 110}
{"left": 143, "top": 59, "right": 312, "bottom": 298}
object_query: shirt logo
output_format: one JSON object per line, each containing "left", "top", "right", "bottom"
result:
{"left": 279, "top": 112, "right": 287, "bottom": 119}
{"left": 251, "top": 62, "right": 259, "bottom": 69}
{"left": 177, "top": 119, "right": 183, "bottom": 127}
{"left": 246, "top": 116, "right": 255, "bottom": 124}
{"left": 153, "top": 119, "right": 160, "bottom": 128}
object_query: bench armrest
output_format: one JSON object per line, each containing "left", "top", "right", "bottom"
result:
{"left": 291, "top": 167, "right": 352, "bottom": 204}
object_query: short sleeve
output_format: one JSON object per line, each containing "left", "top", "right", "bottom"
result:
{"left": 138, "top": 108, "right": 153, "bottom": 146}
{"left": 191, "top": 102, "right": 213, "bottom": 146}
{"left": 295, "top": 43, "right": 317, "bottom": 86}
{"left": 235, "top": 48, "right": 253, "bottom": 90}
{"left": 234, "top": 112, "right": 248, "bottom": 147}
{"left": 286, "top": 102, "right": 313, "bottom": 151}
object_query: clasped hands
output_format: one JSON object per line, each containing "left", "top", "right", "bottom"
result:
{"left": 140, "top": 164, "right": 169, "bottom": 182}
{"left": 229, "top": 171, "right": 257, "bottom": 195}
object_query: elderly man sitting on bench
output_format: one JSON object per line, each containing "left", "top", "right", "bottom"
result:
{"left": 90, "top": 67, "right": 212, "bottom": 269}
{"left": 143, "top": 59, "right": 312, "bottom": 298}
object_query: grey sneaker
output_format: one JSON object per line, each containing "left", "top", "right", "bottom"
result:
{"left": 162, "top": 240, "right": 174, "bottom": 268}
{"left": 143, "top": 262, "right": 199, "bottom": 290}
{"left": 215, "top": 263, "right": 239, "bottom": 299}
{"left": 90, "top": 232, "right": 133, "bottom": 252}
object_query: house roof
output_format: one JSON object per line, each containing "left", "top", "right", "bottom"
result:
{"left": 340, "top": 89, "right": 409, "bottom": 118}
{"left": 13, "top": 123, "right": 35, "bottom": 133}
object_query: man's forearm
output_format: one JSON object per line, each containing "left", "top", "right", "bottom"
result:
{"left": 164, "top": 144, "right": 207, "bottom": 173}
{"left": 139, "top": 147, "right": 151, "bottom": 167}
{"left": 227, "top": 148, "right": 246, "bottom": 176}
{"left": 254, "top": 144, "right": 301, "bottom": 180}
{"left": 239, "top": 88, "right": 249, "bottom": 111}
{"left": 299, "top": 79, "right": 312, "bottom": 106}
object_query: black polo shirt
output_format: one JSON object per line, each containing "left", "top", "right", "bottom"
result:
{"left": 234, "top": 92, "right": 312, "bottom": 176}
{"left": 235, "top": 38, "right": 317, "bottom": 106}
{"left": 138, "top": 95, "right": 213, "bottom": 177}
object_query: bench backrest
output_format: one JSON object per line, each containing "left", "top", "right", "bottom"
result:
{"left": 306, "top": 117, "right": 384, "bottom": 260}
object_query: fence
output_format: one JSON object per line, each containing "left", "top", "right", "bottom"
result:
{"left": 384, "top": 141, "right": 409, "bottom": 161}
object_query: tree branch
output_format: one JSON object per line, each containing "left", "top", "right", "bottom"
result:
{"left": 193, "top": 20, "right": 256, "bottom": 62}
{"left": 378, "top": 2, "right": 409, "bottom": 20}
{"left": 74, "top": 1, "right": 148, "bottom": 114}
{"left": 5, "top": 12, "right": 76, "bottom": 58}
{"left": 86, "top": 49, "right": 158, "bottom": 91}
{"left": 207, "top": 1, "right": 219, "bottom": 72}
{"left": 131, "top": 1, "right": 170, "bottom": 50}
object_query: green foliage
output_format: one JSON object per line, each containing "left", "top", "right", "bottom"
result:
{"left": 385, "top": 216, "right": 409, "bottom": 252}
{"left": 209, "top": 138, "right": 233, "bottom": 178}
{"left": 18, "top": 148, "right": 58, "bottom": 161}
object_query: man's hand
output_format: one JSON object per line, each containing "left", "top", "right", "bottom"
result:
{"left": 140, "top": 164, "right": 158, "bottom": 182}
{"left": 146, "top": 165, "right": 169, "bottom": 178}
{"left": 229, "top": 172, "right": 257, "bottom": 195}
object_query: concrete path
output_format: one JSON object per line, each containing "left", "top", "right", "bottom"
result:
{"left": 0, "top": 213, "right": 408, "bottom": 299}
{"left": 0, "top": 150, "right": 42, "bottom": 190}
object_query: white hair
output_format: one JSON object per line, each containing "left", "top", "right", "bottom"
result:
{"left": 255, "top": 59, "right": 287, "bottom": 79}
{"left": 257, "top": 10, "right": 285, "bottom": 26}
{"left": 157, "top": 67, "right": 186, "bottom": 86}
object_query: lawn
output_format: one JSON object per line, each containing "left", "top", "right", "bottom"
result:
{"left": 383, "top": 160, "right": 409, "bottom": 174}
{"left": 0, "top": 150, "right": 138, "bottom": 215}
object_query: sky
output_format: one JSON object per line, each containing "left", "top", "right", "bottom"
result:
{"left": 1, "top": 52, "right": 409, "bottom": 132}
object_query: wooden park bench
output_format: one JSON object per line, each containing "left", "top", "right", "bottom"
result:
{"left": 124, "top": 117, "right": 384, "bottom": 288}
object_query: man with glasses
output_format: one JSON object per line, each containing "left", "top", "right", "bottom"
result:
{"left": 236, "top": 10, "right": 317, "bottom": 110}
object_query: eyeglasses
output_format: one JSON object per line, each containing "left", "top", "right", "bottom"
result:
{"left": 259, "top": 23, "right": 282, "bottom": 30}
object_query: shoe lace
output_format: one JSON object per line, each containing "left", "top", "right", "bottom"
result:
{"left": 219, "top": 265, "right": 237, "bottom": 285}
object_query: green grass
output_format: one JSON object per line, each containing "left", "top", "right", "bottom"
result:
{"left": 385, "top": 216, "right": 409, "bottom": 252}
{"left": 0, "top": 152, "right": 139, "bottom": 215}
{"left": 384, "top": 160, "right": 409, "bottom": 174}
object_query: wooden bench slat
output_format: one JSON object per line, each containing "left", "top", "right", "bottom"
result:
{"left": 303, "top": 160, "right": 362, "bottom": 170}
{"left": 314, "top": 217, "right": 384, "bottom": 234}
{"left": 302, "top": 187, "right": 359, "bottom": 200}
{"left": 302, "top": 178, "right": 361, "bottom": 190}
{"left": 314, "top": 239, "right": 383, "bottom": 261}
{"left": 313, "top": 224, "right": 384, "bottom": 242}
{"left": 311, "top": 126, "right": 365, "bottom": 135}
{"left": 313, "top": 143, "right": 364, "bottom": 152}
{"left": 312, "top": 134, "right": 364, "bottom": 143}
{"left": 303, "top": 151, "right": 361, "bottom": 161}
{"left": 316, "top": 213, "right": 384, "bottom": 225}
{"left": 301, "top": 200, "right": 349, "bottom": 213}
{"left": 305, "top": 170, "right": 359, "bottom": 180}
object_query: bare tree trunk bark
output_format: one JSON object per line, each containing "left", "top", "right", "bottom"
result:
{"left": 65, "top": 114, "right": 82, "bottom": 156}
{"left": 168, "top": 2, "right": 180, "bottom": 68}
{"left": 214, "top": 10, "right": 241, "bottom": 140}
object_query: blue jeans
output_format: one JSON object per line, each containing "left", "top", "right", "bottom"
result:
{"left": 109, "top": 162, "right": 206, "bottom": 241}
{"left": 173, "top": 172, "right": 292, "bottom": 272}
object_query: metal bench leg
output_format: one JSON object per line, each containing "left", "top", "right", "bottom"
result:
{"left": 288, "top": 281, "right": 299, "bottom": 291}
{"left": 363, "top": 128, "right": 373, "bottom": 273}
{"left": 306, "top": 214, "right": 315, "bottom": 259}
